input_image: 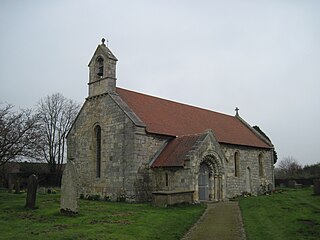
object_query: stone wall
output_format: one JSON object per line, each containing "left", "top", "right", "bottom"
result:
{"left": 131, "top": 132, "right": 170, "bottom": 200}
{"left": 67, "top": 93, "right": 169, "bottom": 201}
{"left": 152, "top": 168, "right": 191, "bottom": 192}
{"left": 68, "top": 94, "right": 131, "bottom": 199}
{"left": 152, "top": 190, "right": 194, "bottom": 207}
{"left": 221, "top": 144, "right": 274, "bottom": 197}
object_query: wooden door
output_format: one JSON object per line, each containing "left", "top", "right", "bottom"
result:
{"left": 199, "top": 164, "right": 210, "bottom": 201}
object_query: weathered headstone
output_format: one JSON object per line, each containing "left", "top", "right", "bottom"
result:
{"left": 314, "top": 179, "right": 320, "bottom": 195}
{"left": 8, "top": 175, "right": 13, "bottom": 193}
{"left": 14, "top": 179, "right": 20, "bottom": 194}
{"left": 288, "top": 180, "right": 297, "bottom": 188}
{"left": 25, "top": 174, "right": 38, "bottom": 209}
{"left": 60, "top": 160, "right": 78, "bottom": 214}
{"left": 38, "top": 187, "right": 47, "bottom": 194}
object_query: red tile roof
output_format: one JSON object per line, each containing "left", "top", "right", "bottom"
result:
{"left": 152, "top": 134, "right": 203, "bottom": 168}
{"left": 116, "top": 87, "right": 272, "bottom": 149}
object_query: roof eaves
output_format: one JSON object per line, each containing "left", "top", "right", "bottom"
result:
{"left": 235, "top": 115, "right": 273, "bottom": 148}
{"left": 220, "top": 141, "right": 272, "bottom": 149}
{"left": 145, "top": 129, "right": 178, "bottom": 138}
{"left": 152, "top": 165, "right": 184, "bottom": 169}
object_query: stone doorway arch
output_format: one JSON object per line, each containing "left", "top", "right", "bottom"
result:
{"left": 198, "top": 163, "right": 210, "bottom": 201}
{"left": 197, "top": 154, "right": 224, "bottom": 201}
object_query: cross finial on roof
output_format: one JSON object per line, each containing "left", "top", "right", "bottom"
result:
{"left": 101, "top": 38, "right": 106, "bottom": 45}
{"left": 235, "top": 107, "right": 239, "bottom": 116}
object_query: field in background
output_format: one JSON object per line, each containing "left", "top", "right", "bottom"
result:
{"left": 239, "top": 188, "right": 320, "bottom": 240}
{"left": 0, "top": 192, "right": 205, "bottom": 240}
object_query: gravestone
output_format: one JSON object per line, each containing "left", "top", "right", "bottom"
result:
{"left": 38, "top": 187, "right": 46, "bottom": 194}
{"left": 314, "top": 179, "right": 320, "bottom": 195}
{"left": 25, "top": 174, "right": 38, "bottom": 209}
{"left": 279, "top": 183, "right": 286, "bottom": 188}
{"left": 60, "top": 160, "right": 78, "bottom": 214}
{"left": 14, "top": 179, "right": 20, "bottom": 194}
{"left": 288, "top": 180, "right": 297, "bottom": 188}
{"left": 8, "top": 176, "right": 13, "bottom": 193}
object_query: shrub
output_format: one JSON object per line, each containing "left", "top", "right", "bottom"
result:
{"left": 116, "top": 189, "right": 127, "bottom": 202}
{"left": 83, "top": 194, "right": 101, "bottom": 201}
{"left": 92, "top": 194, "right": 100, "bottom": 201}
{"left": 104, "top": 195, "right": 111, "bottom": 201}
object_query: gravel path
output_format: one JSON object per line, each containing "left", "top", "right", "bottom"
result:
{"left": 181, "top": 201, "right": 246, "bottom": 240}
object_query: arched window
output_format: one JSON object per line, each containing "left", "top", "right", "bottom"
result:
{"left": 96, "top": 57, "right": 104, "bottom": 77}
{"left": 258, "top": 153, "right": 263, "bottom": 177}
{"left": 234, "top": 152, "right": 240, "bottom": 177}
{"left": 165, "top": 173, "right": 169, "bottom": 187}
{"left": 95, "top": 125, "right": 101, "bottom": 178}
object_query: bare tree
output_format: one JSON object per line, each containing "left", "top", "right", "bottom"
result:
{"left": 0, "top": 104, "right": 40, "bottom": 166}
{"left": 36, "top": 93, "right": 80, "bottom": 184}
{"left": 276, "top": 156, "right": 302, "bottom": 178}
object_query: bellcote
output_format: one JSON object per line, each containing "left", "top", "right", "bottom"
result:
{"left": 88, "top": 38, "right": 118, "bottom": 97}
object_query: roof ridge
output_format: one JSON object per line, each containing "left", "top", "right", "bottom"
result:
{"left": 116, "top": 87, "right": 234, "bottom": 118}
{"left": 116, "top": 87, "right": 272, "bottom": 149}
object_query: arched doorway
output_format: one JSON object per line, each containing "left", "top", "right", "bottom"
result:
{"left": 198, "top": 163, "right": 210, "bottom": 201}
{"left": 197, "top": 154, "right": 224, "bottom": 201}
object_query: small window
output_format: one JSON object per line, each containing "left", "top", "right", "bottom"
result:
{"left": 95, "top": 125, "right": 101, "bottom": 178}
{"left": 234, "top": 152, "right": 240, "bottom": 177}
{"left": 258, "top": 153, "right": 264, "bottom": 177}
{"left": 165, "top": 173, "right": 169, "bottom": 187}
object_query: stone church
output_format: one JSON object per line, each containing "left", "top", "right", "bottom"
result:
{"left": 66, "top": 40, "right": 275, "bottom": 202}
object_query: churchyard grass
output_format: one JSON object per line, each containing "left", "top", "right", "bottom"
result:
{"left": 239, "top": 187, "right": 320, "bottom": 240}
{"left": 0, "top": 192, "right": 205, "bottom": 240}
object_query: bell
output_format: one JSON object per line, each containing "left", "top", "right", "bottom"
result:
{"left": 97, "top": 66, "right": 103, "bottom": 76}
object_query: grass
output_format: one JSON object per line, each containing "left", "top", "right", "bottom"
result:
{"left": 239, "top": 188, "right": 320, "bottom": 240}
{"left": 0, "top": 192, "right": 205, "bottom": 240}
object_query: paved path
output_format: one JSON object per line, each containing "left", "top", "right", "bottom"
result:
{"left": 181, "top": 201, "right": 246, "bottom": 240}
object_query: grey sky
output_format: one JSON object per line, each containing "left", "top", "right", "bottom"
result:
{"left": 1, "top": 0, "right": 319, "bottom": 166}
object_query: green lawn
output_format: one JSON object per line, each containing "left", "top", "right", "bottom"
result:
{"left": 239, "top": 188, "right": 320, "bottom": 240}
{"left": 0, "top": 192, "right": 205, "bottom": 240}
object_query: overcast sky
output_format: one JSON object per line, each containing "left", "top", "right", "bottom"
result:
{"left": 1, "top": 0, "right": 319, "bottom": 166}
